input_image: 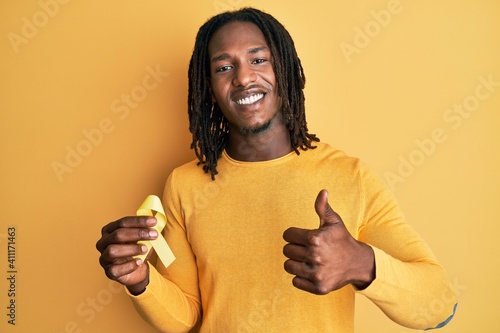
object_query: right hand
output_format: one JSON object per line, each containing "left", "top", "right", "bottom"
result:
{"left": 96, "top": 216, "right": 158, "bottom": 295}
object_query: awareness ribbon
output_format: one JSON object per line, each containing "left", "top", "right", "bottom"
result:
{"left": 134, "top": 195, "right": 175, "bottom": 268}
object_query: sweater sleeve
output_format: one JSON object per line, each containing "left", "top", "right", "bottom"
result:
{"left": 355, "top": 163, "right": 457, "bottom": 330}
{"left": 126, "top": 172, "right": 201, "bottom": 333}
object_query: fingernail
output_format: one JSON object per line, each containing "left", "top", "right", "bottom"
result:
{"left": 146, "top": 217, "right": 156, "bottom": 226}
{"left": 136, "top": 258, "right": 143, "bottom": 266}
{"left": 141, "top": 245, "right": 148, "bottom": 253}
{"left": 149, "top": 230, "right": 158, "bottom": 238}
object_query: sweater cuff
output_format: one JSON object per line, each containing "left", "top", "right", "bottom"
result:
{"left": 354, "top": 246, "right": 390, "bottom": 298}
{"left": 124, "top": 262, "right": 161, "bottom": 301}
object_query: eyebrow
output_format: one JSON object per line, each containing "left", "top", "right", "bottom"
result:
{"left": 248, "top": 46, "right": 268, "bottom": 54}
{"left": 210, "top": 46, "right": 269, "bottom": 63}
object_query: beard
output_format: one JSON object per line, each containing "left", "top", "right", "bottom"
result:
{"left": 238, "top": 119, "right": 272, "bottom": 135}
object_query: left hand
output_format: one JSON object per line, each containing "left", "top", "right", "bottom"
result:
{"left": 282, "top": 189, "right": 375, "bottom": 294}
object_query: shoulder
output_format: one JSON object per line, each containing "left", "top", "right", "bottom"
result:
{"left": 305, "top": 142, "right": 387, "bottom": 191}
{"left": 171, "top": 159, "right": 203, "bottom": 177}
{"left": 168, "top": 158, "right": 209, "bottom": 184}
{"left": 162, "top": 158, "right": 216, "bottom": 213}
{"left": 304, "top": 141, "right": 363, "bottom": 172}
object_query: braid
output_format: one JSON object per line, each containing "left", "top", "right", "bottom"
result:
{"left": 188, "top": 7, "right": 319, "bottom": 180}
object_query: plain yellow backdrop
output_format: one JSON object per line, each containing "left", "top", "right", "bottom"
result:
{"left": 1, "top": 0, "right": 499, "bottom": 332}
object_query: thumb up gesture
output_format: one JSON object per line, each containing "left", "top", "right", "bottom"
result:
{"left": 283, "top": 190, "right": 375, "bottom": 294}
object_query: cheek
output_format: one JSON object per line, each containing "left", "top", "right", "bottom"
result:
{"left": 263, "top": 64, "right": 277, "bottom": 81}
{"left": 262, "top": 73, "right": 277, "bottom": 93}
{"left": 208, "top": 77, "right": 216, "bottom": 102}
{"left": 212, "top": 83, "right": 231, "bottom": 104}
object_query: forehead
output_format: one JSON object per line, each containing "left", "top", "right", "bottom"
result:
{"left": 208, "top": 21, "right": 268, "bottom": 57}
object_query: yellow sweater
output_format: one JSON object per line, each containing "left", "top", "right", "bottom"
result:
{"left": 129, "top": 142, "right": 457, "bottom": 333}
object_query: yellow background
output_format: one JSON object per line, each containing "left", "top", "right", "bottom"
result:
{"left": 1, "top": 0, "right": 499, "bottom": 332}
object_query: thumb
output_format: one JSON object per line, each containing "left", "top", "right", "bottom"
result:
{"left": 315, "top": 189, "right": 342, "bottom": 228}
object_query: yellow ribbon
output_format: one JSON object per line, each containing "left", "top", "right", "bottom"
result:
{"left": 134, "top": 195, "right": 175, "bottom": 268}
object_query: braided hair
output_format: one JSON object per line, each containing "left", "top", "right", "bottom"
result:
{"left": 188, "top": 7, "right": 319, "bottom": 179}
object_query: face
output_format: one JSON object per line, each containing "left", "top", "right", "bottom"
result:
{"left": 208, "top": 21, "right": 282, "bottom": 135}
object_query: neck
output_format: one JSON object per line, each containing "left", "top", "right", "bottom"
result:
{"left": 225, "top": 119, "right": 292, "bottom": 162}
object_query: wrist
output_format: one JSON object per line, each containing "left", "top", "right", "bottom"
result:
{"left": 127, "top": 278, "right": 149, "bottom": 295}
{"left": 127, "top": 264, "right": 150, "bottom": 296}
{"left": 352, "top": 243, "right": 376, "bottom": 290}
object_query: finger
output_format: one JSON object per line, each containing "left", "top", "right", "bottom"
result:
{"left": 291, "top": 276, "right": 331, "bottom": 295}
{"left": 101, "top": 243, "right": 148, "bottom": 264}
{"left": 282, "top": 227, "right": 312, "bottom": 245}
{"left": 107, "top": 227, "right": 158, "bottom": 244}
{"left": 105, "top": 258, "right": 143, "bottom": 281}
{"left": 101, "top": 216, "right": 157, "bottom": 236}
{"left": 284, "top": 261, "right": 333, "bottom": 295}
{"left": 284, "top": 258, "right": 306, "bottom": 277}
{"left": 283, "top": 243, "right": 308, "bottom": 261}
{"left": 314, "top": 189, "right": 343, "bottom": 228}
{"left": 96, "top": 225, "right": 158, "bottom": 253}
{"left": 284, "top": 258, "right": 319, "bottom": 278}
{"left": 99, "top": 254, "right": 129, "bottom": 270}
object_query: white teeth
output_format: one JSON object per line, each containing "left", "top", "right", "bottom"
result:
{"left": 236, "top": 93, "right": 264, "bottom": 105}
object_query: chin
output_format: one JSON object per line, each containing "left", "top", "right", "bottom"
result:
{"left": 239, "top": 119, "right": 272, "bottom": 135}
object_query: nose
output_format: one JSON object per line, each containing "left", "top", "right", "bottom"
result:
{"left": 232, "top": 63, "right": 257, "bottom": 87}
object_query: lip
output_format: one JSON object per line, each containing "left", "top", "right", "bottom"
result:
{"left": 235, "top": 93, "right": 265, "bottom": 105}
{"left": 231, "top": 86, "right": 268, "bottom": 104}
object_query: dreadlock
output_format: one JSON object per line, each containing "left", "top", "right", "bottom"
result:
{"left": 188, "top": 7, "right": 320, "bottom": 179}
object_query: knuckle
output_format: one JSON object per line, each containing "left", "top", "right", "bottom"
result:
{"left": 138, "top": 229, "right": 150, "bottom": 239}
{"left": 310, "top": 270, "right": 324, "bottom": 283}
{"left": 305, "top": 245, "right": 323, "bottom": 265}
{"left": 117, "top": 218, "right": 129, "bottom": 229}
{"left": 106, "top": 266, "right": 120, "bottom": 280}
{"left": 106, "top": 244, "right": 121, "bottom": 258}
{"left": 95, "top": 239, "right": 103, "bottom": 252}
{"left": 308, "top": 252, "right": 323, "bottom": 266}
{"left": 98, "top": 255, "right": 107, "bottom": 268}
{"left": 314, "top": 284, "right": 330, "bottom": 295}
{"left": 107, "top": 231, "right": 120, "bottom": 244}
{"left": 307, "top": 232, "right": 322, "bottom": 246}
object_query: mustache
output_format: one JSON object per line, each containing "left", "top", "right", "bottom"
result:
{"left": 230, "top": 84, "right": 270, "bottom": 100}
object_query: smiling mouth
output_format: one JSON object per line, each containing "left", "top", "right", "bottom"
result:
{"left": 235, "top": 93, "right": 264, "bottom": 105}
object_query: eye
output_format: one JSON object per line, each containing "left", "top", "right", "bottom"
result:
{"left": 215, "top": 65, "right": 232, "bottom": 73}
{"left": 252, "top": 58, "right": 267, "bottom": 64}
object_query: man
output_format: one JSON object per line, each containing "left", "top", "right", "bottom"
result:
{"left": 96, "top": 8, "right": 457, "bottom": 332}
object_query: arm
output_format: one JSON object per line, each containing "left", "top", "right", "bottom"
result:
{"left": 282, "top": 164, "right": 457, "bottom": 330}
{"left": 126, "top": 173, "right": 201, "bottom": 332}
{"left": 355, "top": 164, "right": 457, "bottom": 329}
{"left": 96, "top": 174, "right": 201, "bottom": 333}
